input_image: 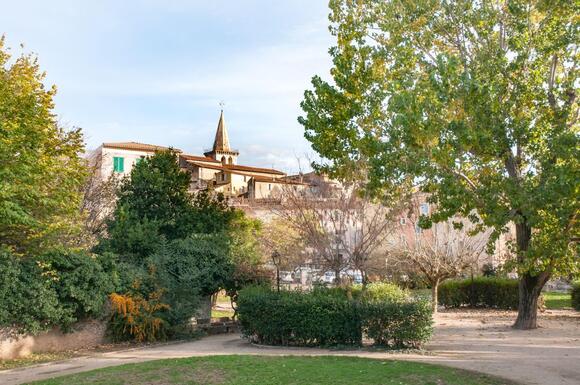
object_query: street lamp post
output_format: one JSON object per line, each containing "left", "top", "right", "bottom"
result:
{"left": 271, "top": 250, "right": 281, "bottom": 293}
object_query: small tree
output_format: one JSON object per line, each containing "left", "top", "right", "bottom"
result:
{"left": 273, "top": 179, "right": 397, "bottom": 285}
{"left": 100, "top": 150, "right": 239, "bottom": 261}
{"left": 79, "top": 155, "right": 119, "bottom": 247}
{"left": 259, "top": 218, "right": 305, "bottom": 271}
{"left": 394, "top": 197, "right": 488, "bottom": 312}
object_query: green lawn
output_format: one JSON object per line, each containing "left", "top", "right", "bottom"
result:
{"left": 27, "top": 355, "right": 515, "bottom": 385}
{"left": 211, "top": 308, "right": 234, "bottom": 318}
{"left": 543, "top": 291, "right": 572, "bottom": 309}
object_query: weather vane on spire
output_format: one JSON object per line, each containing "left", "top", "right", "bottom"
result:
{"left": 219, "top": 100, "right": 225, "bottom": 111}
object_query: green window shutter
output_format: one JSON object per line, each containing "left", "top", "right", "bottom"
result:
{"left": 113, "top": 157, "right": 124, "bottom": 172}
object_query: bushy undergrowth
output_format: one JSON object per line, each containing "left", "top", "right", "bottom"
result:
{"left": 108, "top": 288, "right": 170, "bottom": 342}
{"left": 0, "top": 248, "right": 115, "bottom": 334}
{"left": 237, "top": 285, "right": 432, "bottom": 349}
{"left": 572, "top": 281, "right": 580, "bottom": 311}
{"left": 438, "top": 277, "right": 542, "bottom": 310}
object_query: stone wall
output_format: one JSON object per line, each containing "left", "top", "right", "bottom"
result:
{"left": 0, "top": 319, "right": 107, "bottom": 359}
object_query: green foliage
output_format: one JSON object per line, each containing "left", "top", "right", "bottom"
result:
{"left": 358, "top": 282, "right": 410, "bottom": 303}
{"left": 237, "top": 286, "right": 432, "bottom": 348}
{"left": 101, "top": 150, "right": 192, "bottom": 261}
{"left": 100, "top": 151, "right": 239, "bottom": 262}
{"left": 149, "top": 235, "right": 233, "bottom": 325}
{"left": 0, "top": 248, "right": 115, "bottom": 334}
{"left": 300, "top": 0, "right": 579, "bottom": 325}
{"left": 0, "top": 38, "right": 87, "bottom": 255}
{"left": 237, "top": 286, "right": 362, "bottom": 346}
{"left": 360, "top": 300, "right": 433, "bottom": 348}
{"left": 39, "top": 250, "right": 117, "bottom": 330}
{"left": 100, "top": 150, "right": 265, "bottom": 339}
{"left": 438, "top": 277, "right": 541, "bottom": 310}
{"left": 0, "top": 249, "right": 62, "bottom": 334}
{"left": 481, "top": 263, "right": 498, "bottom": 277}
{"left": 572, "top": 281, "right": 580, "bottom": 311}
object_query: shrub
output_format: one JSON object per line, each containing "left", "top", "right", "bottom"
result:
{"left": 358, "top": 282, "right": 410, "bottom": 303}
{"left": 0, "top": 249, "right": 62, "bottom": 334}
{"left": 39, "top": 250, "right": 117, "bottom": 330}
{"left": 360, "top": 300, "right": 433, "bottom": 348}
{"left": 237, "top": 286, "right": 433, "bottom": 348}
{"left": 237, "top": 286, "right": 361, "bottom": 346}
{"left": 0, "top": 248, "right": 116, "bottom": 334}
{"left": 572, "top": 281, "right": 580, "bottom": 311}
{"left": 438, "top": 277, "right": 544, "bottom": 310}
{"left": 108, "top": 287, "right": 170, "bottom": 342}
{"left": 311, "top": 282, "right": 409, "bottom": 303}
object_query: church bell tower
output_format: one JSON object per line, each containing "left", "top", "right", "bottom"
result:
{"left": 204, "top": 109, "right": 239, "bottom": 165}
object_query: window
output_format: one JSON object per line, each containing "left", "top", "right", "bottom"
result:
{"left": 113, "top": 157, "right": 124, "bottom": 173}
{"left": 415, "top": 223, "right": 422, "bottom": 234}
{"left": 268, "top": 184, "right": 271, "bottom": 191}
{"left": 243, "top": 176, "right": 246, "bottom": 182}
{"left": 420, "top": 203, "right": 429, "bottom": 215}
{"left": 221, "top": 173, "right": 225, "bottom": 181}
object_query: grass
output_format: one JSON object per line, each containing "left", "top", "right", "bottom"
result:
{"left": 211, "top": 309, "right": 234, "bottom": 318}
{"left": 215, "top": 291, "right": 232, "bottom": 305}
{"left": 411, "top": 288, "right": 432, "bottom": 300}
{"left": 26, "top": 355, "right": 516, "bottom": 385}
{"left": 0, "top": 352, "right": 75, "bottom": 371}
{"left": 543, "top": 291, "right": 572, "bottom": 309}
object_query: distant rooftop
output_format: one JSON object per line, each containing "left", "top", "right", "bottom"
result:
{"left": 103, "top": 141, "right": 181, "bottom": 153}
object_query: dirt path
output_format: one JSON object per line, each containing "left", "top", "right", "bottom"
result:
{"left": 2, "top": 309, "right": 578, "bottom": 385}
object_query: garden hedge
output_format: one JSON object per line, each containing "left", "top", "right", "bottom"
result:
{"left": 572, "top": 281, "right": 580, "bottom": 311}
{"left": 438, "top": 277, "right": 543, "bottom": 310}
{"left": 237, "top": 286, "right": 432, "bottom": 348}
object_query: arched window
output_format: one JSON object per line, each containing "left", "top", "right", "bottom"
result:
{"left": 228, "top": 156, "right": 233, "bottom": 164}
{"left": 221, "top": 156, "right": 226, "bottom": 164}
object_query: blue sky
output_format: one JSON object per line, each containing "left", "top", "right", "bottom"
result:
{"left": 0, "top": 1, "right": 334, "bottom": 172}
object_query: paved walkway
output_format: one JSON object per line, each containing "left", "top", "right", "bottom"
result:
{"left": 2, "top": 310, "right": 579, "bottom": 385}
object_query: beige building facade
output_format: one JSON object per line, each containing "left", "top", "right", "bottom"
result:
{"left": 90, "top": 110, "right": 308, "bottom": 199}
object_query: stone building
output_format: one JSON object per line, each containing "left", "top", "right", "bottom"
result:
{"left": 89, "top": 110, "right": 308, "bottom": 199}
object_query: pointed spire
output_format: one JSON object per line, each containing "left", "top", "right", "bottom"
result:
{"left": 212, "top": 109, "right": 231, "bottom": 152}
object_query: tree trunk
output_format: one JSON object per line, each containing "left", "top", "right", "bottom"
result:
{"left": 431, "top": 279, "right": 439, "bottom": 314}
{"left": 513, "top": 272, "right": 549, "bottom": 329}
{"left": 334, "top": 267, "right": 341, "bottom": 286}
{"left": 513, "top": 222, "right": 550, "bottom": 330}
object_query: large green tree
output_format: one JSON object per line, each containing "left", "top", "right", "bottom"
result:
{"left": 102, "top": 150, "right": 238, "bottom": 262}
{"left": 300, "top": 0, "right": 578, "bottom": 329}
{"left": 0, "top": 37, "right": 87, "bottom": 254}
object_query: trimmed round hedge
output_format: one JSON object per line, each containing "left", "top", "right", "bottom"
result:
{"left": 237, "top": 285, "right": 433, "bottom": 349}
{"left": 438, "top": 277, "right": 544, "bottom": 310}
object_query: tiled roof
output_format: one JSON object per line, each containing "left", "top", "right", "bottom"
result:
{"left": 186, "top": 160, "right": 285, "bottom": 176}
{"left": 103, "top": 142, "right": 181, "bottom": 152}
{"left": 180, "top": 154, "right": 221, "bottom": 163}
{"left": 224, "top": 164, "right": 285, "bottom": 175}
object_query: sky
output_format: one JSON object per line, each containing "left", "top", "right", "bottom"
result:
{"left": 0, "top": 1, "right": 334, "bottom": 173}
